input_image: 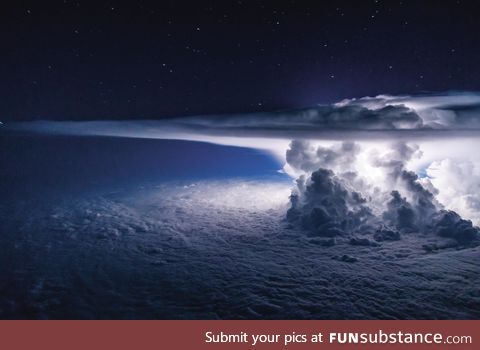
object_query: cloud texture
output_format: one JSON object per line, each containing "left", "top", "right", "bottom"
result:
{"left": 4, "top": 91, "right": 480, "bottom": 239}
{"left": 6, "top": 92, "right": 480, "bottom": 141}
{"left": 285, "top": 140, "right": 479, "bottom": 247}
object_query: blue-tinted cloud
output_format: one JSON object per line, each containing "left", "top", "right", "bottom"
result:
{"left": 5, "top": 92, "right": 480, "bottom": 142}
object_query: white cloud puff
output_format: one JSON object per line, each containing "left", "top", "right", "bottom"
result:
{"left": 426, "top": 158, "right": 480, "bottom": 225}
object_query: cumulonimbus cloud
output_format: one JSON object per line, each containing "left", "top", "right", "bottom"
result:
{"left": 286, "top": 140, "right": 479, "bottom": 247}
{"left": 3, "top": 91, "right": 480, "bottom": 238}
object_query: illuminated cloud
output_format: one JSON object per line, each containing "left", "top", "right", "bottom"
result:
{"left": 286, "top": 140, "right": 479, "bottom": 246}
{"left": 425, "top": 159, "right": 480, "bottom": 225}
{"left": 7, "top": 92, "right": 480, "bottom": 142}
{"left": 5, "top": 91, "right": 480, "bottom": 237}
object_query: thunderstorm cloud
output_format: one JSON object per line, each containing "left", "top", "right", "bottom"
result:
{"left": 3, "top": 92, "right": 480, "bottom": 319}
{"left": 5, "top": 91, "right": 480, "bottom": 244}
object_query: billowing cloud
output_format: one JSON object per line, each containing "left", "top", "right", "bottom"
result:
{"left": 425, "top": 159, "right": 480, "bottom": 225}
{"left": 286, "top": 140, "right": 479, "bottom": 247}
{"left": 286, "top": 140, "right": 360, "bottom": 173}
{"left": 4, "top": 91, "right": 480, "bottom": 243}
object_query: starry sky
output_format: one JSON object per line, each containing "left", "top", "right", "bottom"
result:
{"left": 1, "top": 0, "right": 479, "bottom": 121}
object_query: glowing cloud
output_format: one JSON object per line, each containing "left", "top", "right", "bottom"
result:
{"left": 4, "top": 91, "right": 480, "bottom": 231}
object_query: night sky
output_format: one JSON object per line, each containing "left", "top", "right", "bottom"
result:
{"left": 1, "top": 0, "right": 479, "bottom": 121}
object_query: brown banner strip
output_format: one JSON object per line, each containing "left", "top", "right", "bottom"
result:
{"left": 0, "top": 320, "right": 477, "bottom": 350}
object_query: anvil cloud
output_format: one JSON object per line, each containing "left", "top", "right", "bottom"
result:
{"left": 5, "top": 91, "right": 480, "bottom": 233}
{"left": 7, "top": 92, "right": 480, "bottom": 142}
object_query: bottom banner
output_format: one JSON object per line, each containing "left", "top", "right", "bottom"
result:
{"left": 0, "top": 320, "right": 477, "bottom": 350}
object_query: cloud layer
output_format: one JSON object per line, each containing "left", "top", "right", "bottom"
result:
{"left": 6, "top": 92, "right": 480, "bottom": 142}
{"left": 2, "top": 178, "right": 479, "bottom": 319}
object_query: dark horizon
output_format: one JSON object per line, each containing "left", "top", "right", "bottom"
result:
{"left": 2, "top": 0, "right": 480, "bottom": 122}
